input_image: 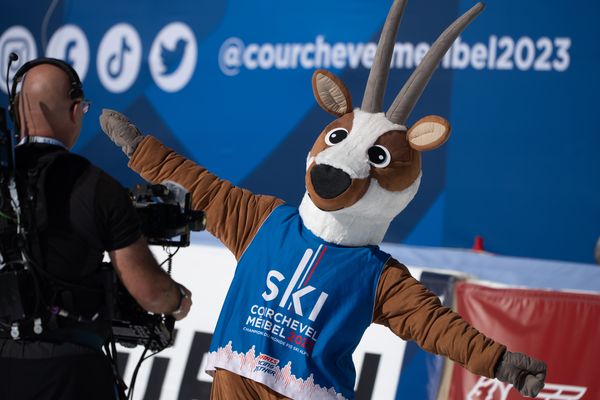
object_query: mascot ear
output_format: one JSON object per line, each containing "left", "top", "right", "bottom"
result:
{"left": 407, "top": 115, "right": 451, "bottom": 151}
{"left": 312, "top": 69, "right": 353, "bottom": 117}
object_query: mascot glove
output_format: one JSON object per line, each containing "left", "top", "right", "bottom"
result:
{"left": 494, "top": 350, "right": 547, "bottom": 398}
{"left": 99, "top": 109, "right": 144, "bottom": 158}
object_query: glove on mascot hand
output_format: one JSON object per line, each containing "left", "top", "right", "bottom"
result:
{"left": 100, "top": 1, "right": 546, "bottom": 399}
{"left": 99, "top": 109, "right": 143, "bottom": 157}
{"left": 495, "top": 351, "right": 547, "bottom": 397}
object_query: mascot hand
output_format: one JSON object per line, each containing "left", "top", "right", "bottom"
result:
{"left": 494, "top": 350, "right": 547, "bottom": 397}
{"left": 99, "top": 109, "right": 144, "bottom": 158}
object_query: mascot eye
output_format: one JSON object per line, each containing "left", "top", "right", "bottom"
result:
{"left": 325, "top": 128, "right": 348, "bottom": 145}
{"left": 368, "top": 145, "right": 391, "bottom": 168}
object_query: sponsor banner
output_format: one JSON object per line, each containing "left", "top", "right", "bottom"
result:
{"left": 448, "top": 282, "right": 600, "bottom": 400}
{"left": 115, "top": 241, "right": 460, "bottom": 399}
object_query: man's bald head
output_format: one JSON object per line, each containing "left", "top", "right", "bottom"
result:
{"left": 17, "top": 63, "right": 84, "bottom": 148}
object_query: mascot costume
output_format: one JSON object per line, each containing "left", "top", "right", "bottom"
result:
{"left": 100, "top": 1, "right": 546, "bottom": 399}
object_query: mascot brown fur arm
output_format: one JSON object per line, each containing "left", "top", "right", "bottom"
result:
{"left": 375, "top": 260, "right": 505, "bottom": 377}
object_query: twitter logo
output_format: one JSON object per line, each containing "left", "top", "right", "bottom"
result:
{"left": 149, "top": 22, "right": 197, "bottom": 93}
{"left": 160, "top": 38, "right": 187, "bottom": 76}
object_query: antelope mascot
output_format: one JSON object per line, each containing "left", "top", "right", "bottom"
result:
{"left": 101, "top": 1, "right": 546, "bottom": 399}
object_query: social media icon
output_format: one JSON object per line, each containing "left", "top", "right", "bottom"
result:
{"left": 97, "top": 23, "right": 142, "bottom": 93}
{"left": 46, "top": 24, "right": 90, "bottom": 81}
{"left": 160, "top": 38, "right": 187, "bottom": 76}
{"left": 149, "top": 22, "right": 197, "bottom": 93}
{"left": 64, "top": 41, "right": 77, "bottom": 65}
{"left": 0, "top": 26, "right": 37, "bottom": 94}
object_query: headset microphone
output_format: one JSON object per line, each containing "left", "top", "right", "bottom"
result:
{"left": 5, "top": 52, "right": 18, "bottom": 97}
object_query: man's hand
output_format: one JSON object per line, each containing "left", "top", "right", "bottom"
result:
{"left": 172, "top": 284, "right": 192, "bottom": 321}
{"left": 110, "top": 238, "right": 191, "bottom": 318}
{"left": 99, "top": 109, "right": 144, "bottom": 157}
{"left": 495, "top": 351, "right": 547, "bottom": 398}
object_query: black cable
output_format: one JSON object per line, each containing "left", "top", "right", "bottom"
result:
{"left": 110, "top": 338, "right": 128, "bottom": 400}
{"left": 142, "top": 314, "right": 175, "bottom": 361}
{"left": 121, "top": 243, "right": 178, "bottom": 392}
{"left": 5, "top": 53, "right": 16, "bottom": 97}
{"left": 126, "top": 345, "right": 149, "bottom": 400}
{"left": 0, "top": 241, "right": 43, "bottom": 326}
{"left": 159, "top": 246, "right": 180, "bottom": 274}
{"left": 104, "top": 340, "right": 126, "bottom": 400}
{"left": 126, "top": 311, "right": 174, "bottom": 399}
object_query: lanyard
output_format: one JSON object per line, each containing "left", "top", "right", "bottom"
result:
{"left": 18, "top": 136, "right": 68, "bottom": 149}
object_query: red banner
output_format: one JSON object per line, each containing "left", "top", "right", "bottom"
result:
{"left": 448, "top": 282, "right": 600, "bottom": 400}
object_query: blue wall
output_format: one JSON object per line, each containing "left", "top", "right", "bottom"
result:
{"left": 1, "top": 0, "right": 598, "bottom": 263}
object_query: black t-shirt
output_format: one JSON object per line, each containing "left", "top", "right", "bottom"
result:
{"left": 16, "top": 143, "right": 141, "bottom": 279}
{"left": 2, "top": 143, "right": 142, "bottom": 337}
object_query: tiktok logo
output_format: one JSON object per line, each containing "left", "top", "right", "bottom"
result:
{"left": 261, "top": 246, "right": 329, "bottom": 322}
{"left": 96, "top": 23, "right": 142, "bottom": 93}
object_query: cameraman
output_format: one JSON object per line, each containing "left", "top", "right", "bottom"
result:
{"left": 0, "top": 59, "right": 192, "bottom": 399}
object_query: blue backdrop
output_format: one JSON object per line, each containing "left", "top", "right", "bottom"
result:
{"left": 1, "top": 0, "right": 598, "bottom": 263}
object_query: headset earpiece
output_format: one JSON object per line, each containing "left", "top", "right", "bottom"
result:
{"left": 68, "top": 83, "right": 83, "bottom": 101}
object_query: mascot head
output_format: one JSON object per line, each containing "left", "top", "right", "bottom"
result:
{"left": 299, "top": 0, "right": 484, "bottom": 246}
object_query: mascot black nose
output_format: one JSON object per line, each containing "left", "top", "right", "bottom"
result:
{"left": 310, "top": 164, "right": 351, "bottom": 199}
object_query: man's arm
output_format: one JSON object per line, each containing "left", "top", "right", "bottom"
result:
{"left": 109, "top": 237, "right": 192, "bottom": 320}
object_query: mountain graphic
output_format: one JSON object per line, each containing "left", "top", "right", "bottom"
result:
{"left": 159, "top": 38, "right": 188, "bottom": 76}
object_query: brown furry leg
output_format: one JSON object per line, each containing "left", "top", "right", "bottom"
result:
{"left": 211, "top": 369, "right": 291, "bottom": 400}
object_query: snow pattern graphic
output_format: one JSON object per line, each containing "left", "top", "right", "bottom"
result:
{"left": 206, "top": 341, "right": 346, "bottom": 400}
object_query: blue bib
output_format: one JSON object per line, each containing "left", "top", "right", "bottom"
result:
{"left": 206, "top": 205, "right": 389, "bottom": 399}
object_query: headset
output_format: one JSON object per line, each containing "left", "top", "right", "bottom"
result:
{"left": 8, "top": 57, "right": 84, "bottom": 131}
